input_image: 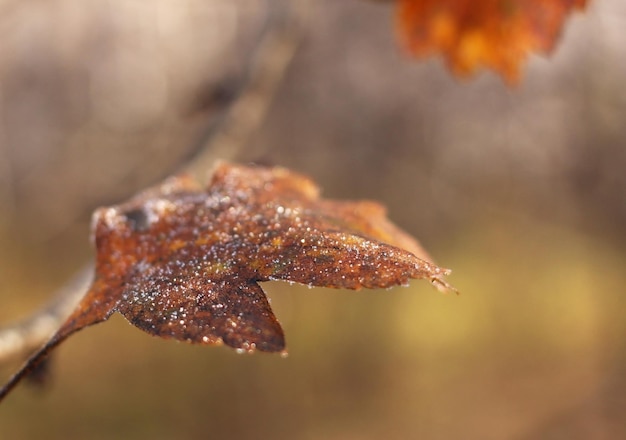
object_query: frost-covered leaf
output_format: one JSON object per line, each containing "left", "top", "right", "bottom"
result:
{"left": 0, "top": 162, "right": 454, "bottom": 401}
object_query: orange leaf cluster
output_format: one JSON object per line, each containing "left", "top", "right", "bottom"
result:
{"left": 397, "top": 0, "right": 588, "bottom": 82}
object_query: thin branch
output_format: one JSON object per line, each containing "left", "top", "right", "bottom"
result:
{"left": 0, "top": 266, "right": 92, "bottom": 364}
{"left": 0, "top": 1, "right": 306, "bottom": 366}
{"left": 182, "top": 0, "right": 306, "bottom": 179}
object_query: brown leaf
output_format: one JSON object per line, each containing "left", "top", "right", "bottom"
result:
{"left": 397, "top": 0, "right": 588, "bottom": 82}
{"left": 0, "top": 162, "right": 454, "bottom": 401}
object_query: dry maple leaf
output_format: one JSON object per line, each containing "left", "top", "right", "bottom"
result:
{"left": 0, "top": 162, "right": 455, "bottom": 402}
{"left": 396, "top": 0, "right": 588, "bottom": 82}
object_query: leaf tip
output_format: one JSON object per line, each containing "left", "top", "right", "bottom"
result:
{"left": 430, "top": 269, "right": 458, "bottom": 295}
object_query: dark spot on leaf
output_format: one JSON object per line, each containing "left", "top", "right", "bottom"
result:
{"left": 122, "top": 208, "right": 150, "bottom": 232}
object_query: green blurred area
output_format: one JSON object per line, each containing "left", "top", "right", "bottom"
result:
{"left": 1, "top": 1, "right": 626, "bottom": 439}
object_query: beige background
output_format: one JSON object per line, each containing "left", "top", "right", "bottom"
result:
{"left": 1, "top": 1, "right": 625, "bottom": 438}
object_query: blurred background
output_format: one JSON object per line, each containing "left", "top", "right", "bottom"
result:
{"left": 1, "top": 0, "right": 625, "bottom": 438}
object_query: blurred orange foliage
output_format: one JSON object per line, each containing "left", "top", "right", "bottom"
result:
{"left": 397, "top": 0, "right": 588, "bottom": 82}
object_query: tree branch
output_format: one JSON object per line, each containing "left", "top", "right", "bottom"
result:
{"left": 182, "top": 0, "right": 306, "bottom": 179}
{"left": 0, "top": 266, "right": 92, "bottom": 364}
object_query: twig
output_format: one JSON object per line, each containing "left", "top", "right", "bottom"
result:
{"left": 182, "top": 0, "right": 306, "bottom": 179}
{"left": 0, "top": 0, "right": 306, "bottom": 366}
{"left": 0, "top": 266, "right": 92, "bottom": 364}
